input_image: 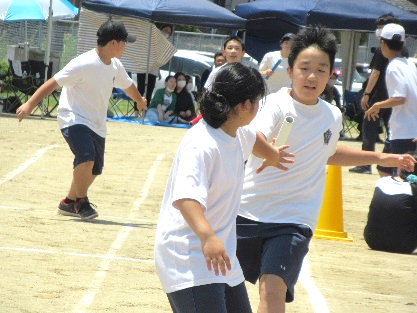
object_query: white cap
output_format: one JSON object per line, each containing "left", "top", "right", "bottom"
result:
{"left": 380, "top": 23, "right": 405, "bottom": 42}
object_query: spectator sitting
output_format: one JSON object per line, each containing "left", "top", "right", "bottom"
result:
{"left": 319, "top": 71, "right": 342, "bottom": 111}
{"left": 173, "top": 72, "right": 196, "bottom": 123}
{"left": 146, "top": 75, "right": 177, "bottom": 123}
{"left": 364, "top": 151, "right": 417, "bottom": 254}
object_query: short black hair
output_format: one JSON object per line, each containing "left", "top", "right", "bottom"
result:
{"left": 376, "top": 13, "right": 399, "bottom": 27}
{"left": 223, "top": 35, "right": 245, "bottom": 51}
{"left": 288, "top": 25, "right": 338, "bottom": 72}
{"left": 214, "top": 51, "right": 223, "bottom": 59}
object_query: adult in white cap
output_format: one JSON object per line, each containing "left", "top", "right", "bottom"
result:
{"left": 16, "top": 20, "right": 147, "bottom": 220}
{"left": 259, "top": 32, "right": 294, "bottom": 94}
{"left": 365, "top": 23, "right": 417, "bottom": 175}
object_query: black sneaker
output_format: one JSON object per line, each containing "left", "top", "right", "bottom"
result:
{"left": 57, "top": 199, "right": 78, "bottom": 217}
{"left": 348, "top": 166, "right": 372, "bottom": 174}
{"left": 75, "top": 197, "right": 99, "bottom": 220}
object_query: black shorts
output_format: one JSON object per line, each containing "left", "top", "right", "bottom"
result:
{"left": 236, "top": 216, "right": 313, "bottom": 303}
{"left": 61, "top": 124, "right": 105, "bottom": 175}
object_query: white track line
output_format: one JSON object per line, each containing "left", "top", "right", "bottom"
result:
{"left": 0, "top": 144, "right": 58, "bottom": 185}
{"left": 74, "top": 154, "right": 164, "bottom": 313}
{"left": 0, "top": 205, "right": 157, "bottom": 223}
{"left": 299, "top": 259, "right": 329, "bottom": 313}
{"left": 0, "top": 246, "right": 154, "bottom": 263}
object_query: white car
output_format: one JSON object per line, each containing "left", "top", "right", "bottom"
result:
{"left": 155, "top": 49, "right": 214, "bottom": 93}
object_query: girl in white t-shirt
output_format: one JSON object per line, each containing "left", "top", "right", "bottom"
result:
{"left": 154, "top": 62, "right": 294, "bottom": 312}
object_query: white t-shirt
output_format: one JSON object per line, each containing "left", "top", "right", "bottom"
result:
{"left": 54, "top": 49, "right": 133, "bottom": 138}
{"left": 386, "top": 57, "right": 417, "bottom": 140}
{"left": 154, "top": 120, "right": 256, "bottom": 293}
{"left": 239, "top": 88, "right": 342, "bottom": 231}
{"left": 259, "top": 51, "right": 291, "bottom": 94}
{"left": 203, "top": 64, "right": 225, "bottom": 91}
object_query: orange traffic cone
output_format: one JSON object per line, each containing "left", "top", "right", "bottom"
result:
{"left": 314, "top": 165, "right": 353, "bottom": 242}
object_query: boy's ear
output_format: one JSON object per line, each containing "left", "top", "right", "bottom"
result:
{"left": 287, "top": 66, "right": 293, "bottom": 79}
{"left": 241, "top": 99, "right": 252, "bottom": 111}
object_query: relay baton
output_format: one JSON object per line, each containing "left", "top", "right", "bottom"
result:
{"left": 274, "top": 115, "right": 294, "bottom": 147}
{"left": 264, "top": 59, "right": 282, "bottom": 80}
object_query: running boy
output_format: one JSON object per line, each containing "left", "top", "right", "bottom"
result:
{"left": 16, "top": 20, "right": 147, "bottom": 220}
{"left": 154, "top": 63, "right": 294, "bottom": 313}
{"left": 236, "top": 26, "right": 416, "bottom": 313}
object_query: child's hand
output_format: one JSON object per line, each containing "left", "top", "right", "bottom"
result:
{"left": 201, "top": 235, "right": 231, "bottom": 276}
{"left": 256, "top": 145, "right": 295, "bottom": 173}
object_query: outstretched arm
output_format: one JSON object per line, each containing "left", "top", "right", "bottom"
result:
{"left": 122, "top": 83, "right": 147, "bottom": 111}
{"left": 16, "top": 78, "right": 59, "bottom": 122}
{"left": 252, "top": 131, "right": 295, "bottom": 173}
{"left": 327, "top": 144, "right": 416, "bottom": 172}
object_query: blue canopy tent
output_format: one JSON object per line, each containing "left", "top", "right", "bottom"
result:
{"left": 81, "top": 0, "right": 246, "bottom": 117}
{"left": 235, "top": 0, "right": 417, "bottom": 92}
{"left": 82, "top": 0, "right": 246, "bottom": 30}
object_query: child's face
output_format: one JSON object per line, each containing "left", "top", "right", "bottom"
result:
{"left": 165, "top": 77, "right": 176, "bottom": 90}
{"left": 288, "top": 47, "right": 332, "bottom": 105}
{"left": 222, "top": 40, "right": 245, "bottom": 63}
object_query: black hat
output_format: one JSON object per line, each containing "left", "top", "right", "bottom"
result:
{"left": 280, "top": 33, "right": 295, "bottom": 43}
{"left": 97, "top": 20, "right": 136, "bottom": 44}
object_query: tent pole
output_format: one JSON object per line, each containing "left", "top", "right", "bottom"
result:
{"left": 42, "top": 0, "right": 54, "bottom": 119}
{"left": 143, "top": 23, "right": 153, "bottom": 123}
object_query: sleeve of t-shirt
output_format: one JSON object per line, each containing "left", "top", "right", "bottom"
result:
{"left": 171, "top": 141, "right": 212, "bottom": 211}
{"left": 259, "top": 53, "right": 272, "bottom": 71}
{"left": 250, "top": 95, "right": 284, "bottom": 141}
{"left": 238, "top": 126, "right": 257, "bottom": 160}
{"left": 113, "top": 59, "right": 133, "bottom": 90}
{"left": 54, "top": 58, "right": 83, "bottom": 87}
{"left": 371, "top": 48, "right": 387, "bottom": 72}
{"left": 386, "top": 64, "right": 407, "bottom": 98}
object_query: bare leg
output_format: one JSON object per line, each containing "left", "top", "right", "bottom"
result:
{"left": 66, "top": 161, "right": 96, "bottom": 199}
{"left": 258, "top": 274, "right": 287, "bottom": 313}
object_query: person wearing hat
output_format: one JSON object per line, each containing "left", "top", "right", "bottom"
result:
{"left": 16, "top": 20, "right": 147, "bottom": 221}
{"left": 258, "top": 33, "right": 294, "bottom": 94}
{"left": 365, "top": 23, "right": 417, "bottom": 174}
{"left": 350, "top": 14, "right": 408, "bottom": 176}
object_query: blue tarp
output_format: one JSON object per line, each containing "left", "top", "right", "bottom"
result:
{"left": 108, "top": 116, "right": 191, "bottom": 129}
{"left": 82, "top": 0, "right": 246, "bottom": 30}
{"left": 235, "top": 0, "right": 417, "bottom": 61}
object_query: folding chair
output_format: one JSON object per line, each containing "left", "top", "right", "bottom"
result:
{"left": 107, "top": 72, "right": 135, "bottom": 117}
{"left": 108, "top": 88, "right": 136, "bottom": 117}
{"left": 29, "top": 60, "right": 60, "bottom": 116}
{"left": 5, "top": 60, "right": 40, "bottom": 114}
{"left": 342, "top": 89, "right": 360, "bottom": 138}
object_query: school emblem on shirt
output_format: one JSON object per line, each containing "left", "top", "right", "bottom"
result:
{"left": 323, "top": 129, "right": 332, "bottom": 145}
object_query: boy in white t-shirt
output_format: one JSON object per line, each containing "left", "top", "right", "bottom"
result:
{"left": 154, "top": 63, "right": 294, "bottom": 312}
{"left": 365, "top": 23, "right": 417, "bottom": 167}
{"left": 259, "top": 33, "right": 294, "bottom": 94}
{"left": 16, "top": 20, "right": 147, "bottom": 220}
{"left": 236, "top": 26, "right": 416, "bottom": 313}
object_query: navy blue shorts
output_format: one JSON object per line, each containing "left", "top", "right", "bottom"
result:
{"left": 61, "top": 124, "right": 105, "bottom": 175}
{"left": 167, "top": 282, "right": 252, "bottom": 313}
{"left": 236, "top": 216, "right": 313, "bottom": 303}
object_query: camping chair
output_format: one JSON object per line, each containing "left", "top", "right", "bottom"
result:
{"left": 5, "top": 60, "right": 40, "bottom": 114}
{"left": 107, "top": 72, "right": 135, "bottom": 117}
{"left": 342, "top": 89, "right": 360, "bottom": 138}
{"left": 29, "top": 60, "right": 60, "bottom": 116}
{"left": 108, "top": 88, "right": 136, "bottom": 117}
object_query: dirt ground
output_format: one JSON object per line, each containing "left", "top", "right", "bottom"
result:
{"left": 0, "top": 113, "right": 416, "bottom": 313}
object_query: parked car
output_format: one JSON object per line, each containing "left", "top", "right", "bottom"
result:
{"left": 154, "top": 49, "right": 214, "bottom": 94}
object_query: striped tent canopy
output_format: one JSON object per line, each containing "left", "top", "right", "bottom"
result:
{"left": 77, "top": 8, "right": 176, "bottom": 73}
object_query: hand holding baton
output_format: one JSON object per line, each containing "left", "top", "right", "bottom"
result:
{"left": 264, "top": 59, "right": 282, "bottom": 80}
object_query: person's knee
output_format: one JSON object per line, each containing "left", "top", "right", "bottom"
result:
{"left": 75, "top": 160, "right": 94, "bottom": 170}
{"left": 258, "top": 274, "right": 287, "bottom": 312}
